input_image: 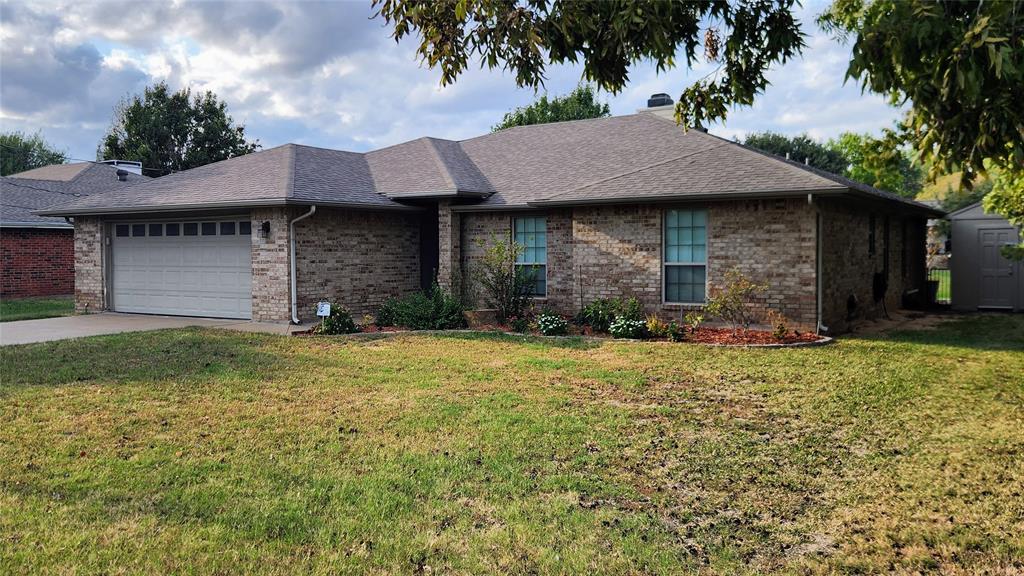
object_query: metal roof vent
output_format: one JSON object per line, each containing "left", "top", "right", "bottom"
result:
{"left": 116, "top": 169, "right": 130, "bottom": 182}
{"left": 647, "top": 93, "right": 674, "bottom": 108}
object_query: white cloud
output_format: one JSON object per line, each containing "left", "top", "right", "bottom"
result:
{"left": 0, "top": 0, "right": 902, "bottom": 160}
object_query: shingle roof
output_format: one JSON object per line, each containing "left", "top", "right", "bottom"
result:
{"left": 37, "top": 113, "right": 941, "bottom": 217}
{"left": 2, "top": 163, "right": 147, "bottom": 227}
{"left": 39, "top": 145, "right": 413, "bottom": 215}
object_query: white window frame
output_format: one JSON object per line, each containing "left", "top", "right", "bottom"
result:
{"left": 662, "top": 208, "right": 708, "bottom": 305}
{"left": 513, "top": 215, "right": 547, "bottom": 298}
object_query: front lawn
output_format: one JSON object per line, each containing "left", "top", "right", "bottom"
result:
{"left": 1, "top": 316, "right": 1022, "bottom": 574}
{"left": 0, "top": 296, "right": 73, "bottom": 322}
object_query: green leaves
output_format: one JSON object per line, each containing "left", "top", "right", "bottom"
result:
{"left": 0, "top": 131, "right": 67, "bottom": 176}
{"left": 819, "top": 0, "right": 1023, "bottom": 191}
{"left": 101, "top": 82, "right": 260, "bottom": 177}
{"left": 492, "top": 84, "right": 611, "bottom": 131}
{"left": 374, "top": 0, "right": 806, "bottom": 130}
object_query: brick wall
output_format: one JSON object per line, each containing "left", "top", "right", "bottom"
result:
{"left": 459, "top": 209, "right": 574, "bottom": 311}
{"left": 73, "top": 217, "right": 104, "bottom": 313}
{"left": 250, "top": 207, "right": 293, "bottom": 323}
{"left": 1, "top": 228, "right": 74, "bottom": 298}
{"left": 437, "top": 200, "right": 460, "bottom": 292}
{"left": 705, "top": 199, "right": 816, "bottom": 328}
{"left": 293, "top": 207, "right": 420, "bottom": 321}
{"left": 457, "top": 200, "right": 818, "bottom": 329}
{"left": 818, "top": 198, "right": 926, "bottom": 332}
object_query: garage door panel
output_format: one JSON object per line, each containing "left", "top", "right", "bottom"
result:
{"left": 112, "top": 219, "right": 252, "bottom": 319}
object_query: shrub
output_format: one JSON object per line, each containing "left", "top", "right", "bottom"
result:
{"left": 609, "top": 315, "right": 647, "bottom": 339}
{"left": 313, "top": 304, "right": 359, "bottom": 335}
{"left": 509, "top": 315, "right": 531, "bottom": 333}
{"left": 705, "top": 269, "right": 767, "bottom": 332}
{"left": 667, "top": 321, "right": 686, "bottom": 342}
{"left": 683, "top": 311, "right": 705, "bottom": 333}
{"left": 375, "top": 284, "right": 465, "bottom": 330}
{"left": 579, "top": 296, "right": 643, "bottom": 332}
{"left": 766, "top": 309, "right": 789, "bottom": 340}
{"left": 473, "top": 236, "right": 536, "bottom": 321}
{"left": 536, "top": 312, "right": 568, "bottom": 336}
{"left": 645, "top": 314, "right": 669, "bottom": 338}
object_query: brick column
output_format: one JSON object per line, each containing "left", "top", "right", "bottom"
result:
{"left": 437, "top": 200, "right": 461, "bottom": 293}
{"left": 74, "top": 216, "right": 104, "bottom": 313}
{"left": 251, "top": 207, "right": 293, "bottom": 323}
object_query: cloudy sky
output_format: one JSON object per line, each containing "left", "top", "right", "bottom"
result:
{"left": 0, "top": 0, "right": 901, "bottom": 163}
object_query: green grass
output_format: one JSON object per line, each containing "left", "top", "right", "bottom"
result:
{"left": 1, "top": 316, "right": 1022, "bottom": 574}
{"left": 930, "top": 268, "right": 951, "bottom": 302}
{"left": 0, "top": 296, "right": 73, "bottom": 322}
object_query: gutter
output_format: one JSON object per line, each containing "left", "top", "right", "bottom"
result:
{"left": 527, "top": 187, "right": 848, "bottom": 209}
{"left": 449, "top": 187, "right": 848, "bottom": 212}
{"left": 34, "top": 197, "right": 421, "bottom": 217}
{"left": 290, "top": 205, "right": 316, "bottom": 324}
{"left": 0, "top": 222, "right": 74, "bottom": 229}
{"left": 808, "top": 193, "right": 828, "bottom": 335}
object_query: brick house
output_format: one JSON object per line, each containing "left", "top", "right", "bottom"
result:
{"left": 39, "top": 111, "right": 939, "bottom": 333}
{"left": 1, "top": 162, "right": 146, "bottom": 298}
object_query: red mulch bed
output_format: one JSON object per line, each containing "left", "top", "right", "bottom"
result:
{"left": 685, "top": 327, "right": 822, "bottom": 346}
{"left": 301, "top": 323, "right": 824, "bottom": 346}
{"left": 357, "top": 324, "right": 405, "bottom": 333}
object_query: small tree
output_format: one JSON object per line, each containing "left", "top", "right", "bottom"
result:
{"left": 473, "top": 236, "right": 536, "bottom": 321}
{"left": 705, "top": 269, "right": 767, "bottom": 333}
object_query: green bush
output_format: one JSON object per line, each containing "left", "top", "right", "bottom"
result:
{"left": 667, "top": 321, "right": 686, "bottom": 342}
{"left": 313, "top": 305, "right": 359, "bottom": 335}
{"left": 473, "top": 236, "right": 536, "bottom": 321}
{"left": 705, "top": 269, "right": 766, "bottom": 332}
{"left": 508, "top": 315, "right": 531, "bottom": 333}
{"left": 578, "top": 296, "right": 643, "bottom": 332}
{"left": 609, "top": 316, "right": 647, "bottom": 339}
{"left": 536, "top": 312, "right": 568, "bottom": 336}
{"left": 376, "top": 284, "right": 465, "bottom": 330}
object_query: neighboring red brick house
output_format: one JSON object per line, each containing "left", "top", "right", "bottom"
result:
{"left": 41, "top": 107, "right": 940, "bottom": 333}
{"left": 1, "top": 162, "right": 146, "bottom": 298}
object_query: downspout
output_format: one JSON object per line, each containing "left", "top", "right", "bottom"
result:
{"left": 808, "top": 193, "right": 828, "bottom": 334}
{"left": 289, "top": 205, "right": 317, "bottom": 324}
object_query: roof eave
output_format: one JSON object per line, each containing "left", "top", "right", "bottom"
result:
{"left": 0, "top": 221, "right": 73, "bottom": 229}
{"left": 843, "top": 189, "right": 946, "bottom": 217}
{"left": 386, "top": 188, "right": 492, "bottom": 200}
{"left": 524, "top": 187, "right": 847, "bottom": 208}
{"left": 35, "top": 197, "right": 421, "bottom": 217}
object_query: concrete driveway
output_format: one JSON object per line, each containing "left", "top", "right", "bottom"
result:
{"left": 0, "top": 313, "right": 297, "bottom": 346}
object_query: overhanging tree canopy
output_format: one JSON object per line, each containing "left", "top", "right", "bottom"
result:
{"left": 374, "top": 0, "right": 806, "bottom": 130}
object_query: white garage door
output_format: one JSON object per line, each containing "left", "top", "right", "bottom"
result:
{"left": 111, "top": 219, "right": 253, "bottom": 319}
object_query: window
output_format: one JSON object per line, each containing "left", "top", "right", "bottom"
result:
{"left": 514, "top": 216, "right": 547, "bottom": 296}
{"left": 664, "top": 209, "right": 707, "bottom": 303}
{"left": 166, "top": 223, "right": 180, "bottom": 236}
{"left": 184, "top": 223, "right": 198, "bottom": 236}
{"left": 239, "top": 221, "right": 252, "bottom": 235}
{"left": 149, "top": 223, "right": 162, "bottom": 237}
{"left": 220, "top": 221, "right": 236, "bottom": 235}
{"left": 115, "top": 224, "right": 129, "bottom": 237}
{"left": 132, "top": 224, "right": 146, "bottom": 237}
{"left": 201, "top": 222, "right": 217, "bottom": 236}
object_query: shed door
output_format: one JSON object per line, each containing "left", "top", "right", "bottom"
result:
{"left": 111, "top": 220, "right": 252, "bottom": 319}
{"left": 978, "top": 227, "right": 1017, "bottom": 309}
